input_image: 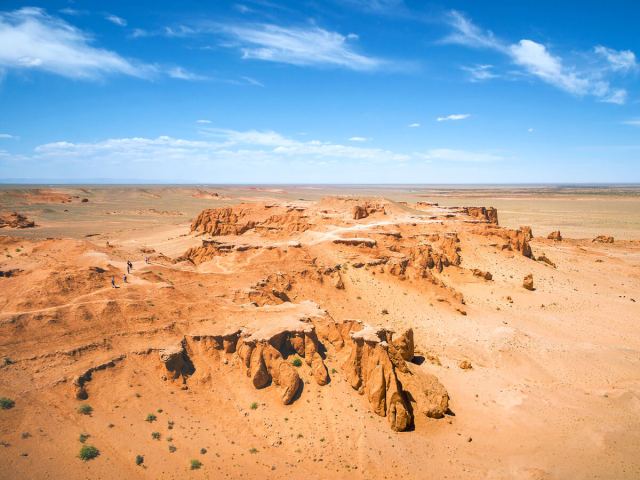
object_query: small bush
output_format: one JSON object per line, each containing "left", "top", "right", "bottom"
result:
{"left": 135, "top": 454, "right": 144, "bottom": 466}
{"left": 79, "top": 433, "right": 90, "bottom": 443}
{"left": 151, "top": 432, "right": 161, "bottom": 440}
{"left": 200, "top": 448, "right": 207, "bottom": 454}
{"left": 250, "top": 402, "right": 258, "bottom": 410}
{"left": 249, "top": 448, "right": 258, "bottom": 454}
{"left": 190, "top": 459, "right": 202, "bottom": 470}
{"left": 0, "top": 397, "right": 15, "bottom": 410}
{"left": 167, "top": 420, "right": 174, "bottom": 429}
{"left": 145, "top": 413, "right": 157, "bottom": 423}
{"left": 77, "top": 404, "right": 93, "bottom": 415}
{"left": 168, "top": 444, "right": 177, "bottom": 453}
{"left": 291, "top": 357, "right": 303, "bottom": 367}
{"left": 331, "top": 368, "right": 337, "bottom": 374}
{"left": 78, "top": 445, "right": 100, "bottom": 461}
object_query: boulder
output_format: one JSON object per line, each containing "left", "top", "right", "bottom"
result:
{"left": 523, "top": 273, "right": 534, "bottom": 291}
{"left": 547, "top": 231, "right": 562, "bottom": 241}
{"left": 593, "top": 235, "right": 614, "bottom": 244}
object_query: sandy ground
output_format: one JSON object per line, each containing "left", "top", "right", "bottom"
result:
{"left": 0, "top": 186, "right": 639, "bottom": 480}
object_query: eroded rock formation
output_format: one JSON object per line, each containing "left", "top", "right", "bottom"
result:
{"left": 0, "top": 212, "right": 35, "bottom": 229}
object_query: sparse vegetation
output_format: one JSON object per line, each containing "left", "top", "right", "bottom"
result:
{"left": 151, "top": 431, "right": 161, "bottom": 440}
{"left": 190, "top": 459, "right": 202, "bottom": 470}
{"left": 136, "top": 454, "right": 144, "bottom": 466}
{"left": 77, "top": 404, "right": 92, "bottom": 415}
{"left": 291, "top": 357, "right": 303, "bottom": 367}
{"left": 167, "top": 420, "right": 174, "bottom": 429}
{"left": 200, "top": 448, "right": 207, "bottom": 454}
{"left": 168, "top": 444, "right": 177, "bottom": 453}
{"left": 78, "top": 445, "right": 100, "bottom": 461}
{"left": 249, "top": 448, "right": 258, "bottom": 454}
{"left": 331, "top": 368, "right": 337, "bottom": 374}
{"left": 79, "top": 433, "right": 90, "bottom": 443}
{"left": 0, "top": 397, "right": 15, "bottom": 410}
{"left": 250, "top": 402, "right": 258, "bottom": 410}
{"left": 145, "top": 413, "right": 157, "bottom": 422}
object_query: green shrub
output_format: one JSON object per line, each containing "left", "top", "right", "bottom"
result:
{"left": 145, "top": 413, "right": 157, "bottom": 423}
{"left": 79, "top": 433, "right": 90, "bottom": 443}
{"left": 77, "top": 404, "right": 93, "bottom": 415}
{"left": 0, "top": 397, "right": 15, "bottom": 410}
{"left": 168, "top": 444, "right": 177, "bottom": 453}
{"left": 151, "top": 432, "right": 160, "bottom": 440}
{"left": 190, "top": 459, "right": 202, "bottom": 470}
{"left": 291, "top": 357, "right": 303, "bottom": 367}
{"left": 78, "top": 445, "right": 100, "bottom": 461}
{"left": 250, "top": 402, "right": 258, "bottom": 410}
{"left": 135, "top": 455, "right": 144, "bottom": 466}
{"left": 249, "top": 448, "right": 258, "bottom": 454}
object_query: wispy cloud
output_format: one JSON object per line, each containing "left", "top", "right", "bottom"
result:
{"left": 0, "top": 133, "right": 16, "bottom": 139}
{"left": 0, "top": 7, "right": 147, "bottom": 80}
{"left": 167, "top": 67, "right": 207, "bottom": 81}
{"left": 17, "top": 127, "right": 508, "bottom": 173}
{"left": 196, "top": 119, "right": 212, "bottom": 124}
{"left": 408, "top": 122, "right": 420, "bottom": 128}
{"left": 461, "top": 64, "right": 498, "bottom": 82}
{"left": 622, "top": 119, "right": 640, "bottom": 127}
{"left": 419, "top": 148, "right": 503, "bottom": 162}
{"left": 105, "top": 14, "right": 127, "bottom": 27}
{"left": 0, "top": 8, "right": 207, "bottom": 84}
{"left": 219, "top": 23, "right": 384, "bottom": 71}
{"left": 437, "top": 113, "right": 470, "bottom": 122}
{"left": 594, "top": 46, "right": 638, "bottom": 73}
{"left": 444, "top": 10, "right": 633, "bottom": 104}
{"left": 348, "top": 136, "right": 370, "bottom": 142}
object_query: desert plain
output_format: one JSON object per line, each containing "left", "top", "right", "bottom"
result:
{"left": 0, "top": 185, "right": 639, "bottom": 479}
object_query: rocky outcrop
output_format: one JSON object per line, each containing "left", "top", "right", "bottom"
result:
{"left": 465, "top": 207, "right": 498, "bottom": 224}
{"left": 548, "top": 231, "right": 562, "bottom": 241}
{"left": 72, "top": 356, "right": 126, "bottom": 400}
{"left": 333, "top": 238, "right": 377, "bottom": 248}
{"left": 523, "top": 273, "right": 534, "bottom": 291}
{"left": 191, "top": 207, "right": 256, "bottom": 236}
{"left": 0, "top": 212, "right": 35, "bottom": 229}
{"left": 316, "top": 319, "right": 449, "bottom": 430}
{"left": 472, "top": 269, "right": 493, "bottom": 280}
{"left": 593, "top": 235, "right": 614, "bottom": 244}
{"left": 351, "top": 201, "right": 386, "bottom": 220}
{"left": 520, "top": 226, "right": 533, "bottom": 241}
{"left": 474, "top": 226, "right": 533, "bottom": 258}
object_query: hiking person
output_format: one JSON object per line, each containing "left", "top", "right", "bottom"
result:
{"left": 111, "top": 276, "right": 116, "bottom": 288}
{"left": 123, "top": 274, "right": 127, "bottom": 283}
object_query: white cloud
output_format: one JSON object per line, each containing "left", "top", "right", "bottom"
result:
{"left": 408, "top": 123, "right": 420, "bottom": 128}
{"left": 0, "top": 133, "right": 16, "bottom": 139}
{"left": 461, "top": 64, "right": 498, "bottom": 82}
{"left": 239, "top": 75, "right": 264, "bottom": 87}
{"left": 419, "top": 148, "right": 503, "bottom": 162}
{"left": 348, "top": 136, "right": 370, "bottom": 142}
{"left": 219, "top": 23, "right": 384, "bottom": 71}
{"left": 196, "top": 119, "right": 212, "bottom": 124}
{"left": 19, "top": 128, "right": 510, "bottom": 173}
{"left": 437, "top": 114, "right": 470, "bottom": 122}
{"left": 105, "top": 14, "right": 127, "bottom": 27}
{"left": 167, "top": 67, "right": 207, "bottom": 81}
{"left": 594, "top": 46, "right": 638, "bottom": 73}
{"left": 443, "top": 11, "right": 506, "bottom": 51}
{"left": 509, "top": 40, "right": 590, "bottom": 95}
{"left": 444, "top": 11, "right": 631, "bottom": 104}
{"left": 622, "top": 119, "right": 640, "bottom": 127}
{"left": 528, "top": 128, "right": 534, "bottom": 133}
{"left": 0, "top": 7, "right": 147, "bottom": 80}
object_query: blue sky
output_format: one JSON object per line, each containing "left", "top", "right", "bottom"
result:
{"left": 0, "top": 0, "right": 639, "bottom": 183}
